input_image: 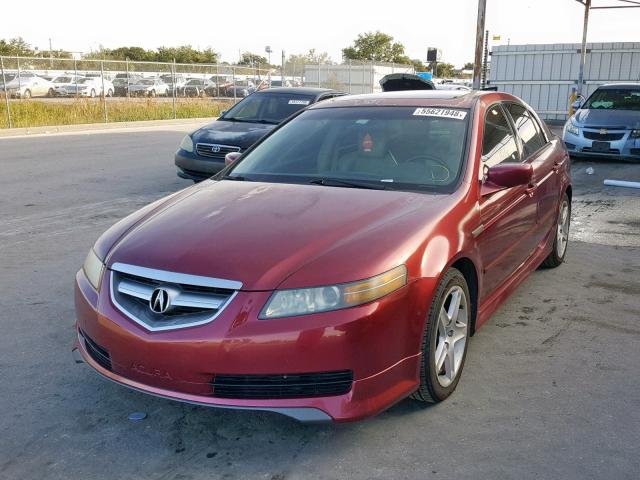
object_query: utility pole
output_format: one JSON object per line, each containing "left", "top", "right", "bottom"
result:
{"left": 49, "top": 38, "right": 53, "bottom": 68}
{"left": 577, "top": 0, "right": 591, "bottom": 96}
{"left": 472, "top": 0, "right": 487, "bottom": 90}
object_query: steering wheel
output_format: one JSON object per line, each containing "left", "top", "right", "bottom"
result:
{"left": 405, "top": 154, "right": 451, "bottom": 183}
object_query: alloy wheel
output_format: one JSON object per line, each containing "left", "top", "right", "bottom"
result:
{"left": 434, "top": 285, "right": 468, "bottom": 388}
{"left": 557, "top": 200, "right": 570, "bottom": 258}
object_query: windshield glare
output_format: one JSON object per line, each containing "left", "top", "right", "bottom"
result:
{"left": 230, "top": 106, "right": 469, "bottom": 192}
{"left": 223, "top": 93, "right": 315, "bottom": 124}
{"left": 584, "top": 88, "right": 640, "bottom": 111}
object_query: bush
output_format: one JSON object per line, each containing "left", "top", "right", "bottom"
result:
{"left": 0, "top": 98, "right": 233, "bottom": 128}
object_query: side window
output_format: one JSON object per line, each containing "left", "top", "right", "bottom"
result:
{"left": 507, "top": 103, "right": 547, "bottom": 158}
{"left": 482, "top": 105, "right": 520, "bottom": 167}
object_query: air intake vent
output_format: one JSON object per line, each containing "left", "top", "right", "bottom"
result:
{"left": 212, "top": 371, "right": 354, "bottom": 399}
{"left": 80, "top": 330, "right": 112, "bottom": 371}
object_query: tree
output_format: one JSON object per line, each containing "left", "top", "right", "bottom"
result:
{"left": 342, "top": 31, "right": 408, "bottom": 63}
{"left": 238, "top": 52, "right": 269, "bottom": 67}
{"left": 0, "top": 37, "right": 34, "bottom": 56}
{"left": 287, "top": 49, "right": 333, "bottom": 65}
{"left": 463, "top": 62, "right": 474, "bottom": 70}
{"left": 428, "top": 62, "right": 456, "bottom": 78}
{"left": 84, "top": 45, "right": 219, "bottom": 64}
{"left": 409, "top": 59, "right": 426, "bottom": 72}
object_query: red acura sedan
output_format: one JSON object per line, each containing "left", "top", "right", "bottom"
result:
{"left": 74, "top": 90, "right": 571, "bottom": 423}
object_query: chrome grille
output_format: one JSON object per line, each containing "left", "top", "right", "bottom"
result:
{"left": 110, "top": 263, "right": 241, "bottom": 332}
{"left": 195, "top": 143, "right": 241, "bottom": 159}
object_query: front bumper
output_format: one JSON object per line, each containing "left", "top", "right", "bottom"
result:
{"left": 563, "top": 129, "right": 640, "bottom": 160}
{"left": 174, "top": 149, "right": 225, "bottom": 181}
{"left": 74, "top": 268, "right": 431, "bottom": 422}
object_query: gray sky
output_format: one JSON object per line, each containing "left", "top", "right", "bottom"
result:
{"left": 3, "top": 0, "right": 638, "bottom": 66}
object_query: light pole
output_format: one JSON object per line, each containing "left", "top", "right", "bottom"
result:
{"left": 265, "top": 46, "right": 273, "bottom": 84}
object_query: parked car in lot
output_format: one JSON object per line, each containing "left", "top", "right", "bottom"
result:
{"left": 224, "top": 79, "right": 256, "bottom": 98}
{"left": 51, "top": 75, "right": 86, "bottom": 96}
{"left": 128, "top": 77, "right": 169, "bottom": 97}
{"left": 563, "top": 83, "right": 640, "bottom": 160}
{"left": 3, "top": 74, "right": 55, "bottom": 98}
{"left": 160, "top": 74, "right": 188, "bottom": 97}
{"left": 74, "top": 90, "right": 572, "bottom": 424}
{"left": 182, "top": 78, "right": 214, "bottom": 97}
{"left": 175, "top": 87, "right": 347, "bottom": 181}
{"left": 63, "top": 77, "right": 114, "bottom": 97}
{"left": 112, "top": 74, "right": 143, "bottom": 97}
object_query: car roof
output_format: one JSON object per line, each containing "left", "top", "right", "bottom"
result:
{"left": 255, "top": 87, "right": 344, "bottom": 96}
{"left": 598, "top": 83, "right": 640, "bottom": 89}
{"left": 307, "top": 89, "right": 499, "bottom": 110}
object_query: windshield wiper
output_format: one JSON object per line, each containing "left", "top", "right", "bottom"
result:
{"left": 309, "top": 178, "right": 388, "bottom": 190}
{"left": 222, "top": 175, "right": 248, "bottom": 181}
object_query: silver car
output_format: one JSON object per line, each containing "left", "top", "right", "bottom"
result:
{"left": 563, "top": 83, "right": 640, "bottom": 160}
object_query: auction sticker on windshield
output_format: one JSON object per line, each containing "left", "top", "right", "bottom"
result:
{"left": 413, "top": 108, "right": 467, "bottom": 120}
{"left": 288, "top": 99, "right": 310, "bottom": 105}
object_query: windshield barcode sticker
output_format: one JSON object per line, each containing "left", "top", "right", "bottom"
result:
{"left": 288, "top": 99, "right": 310, "bottom": 105}
{"left": 413, "top": 108, "right": 467, "bottom": 120}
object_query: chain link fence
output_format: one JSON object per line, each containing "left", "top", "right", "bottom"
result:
{"left": 0, "top": 56, "right": 414, "bottom": 129}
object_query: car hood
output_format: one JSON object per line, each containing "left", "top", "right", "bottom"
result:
{"left": 191, "top": 120, "right": 276, "bottom": 149}
{"left": 106, "top": 181, "right": 446, "bottom": 291}
{"left": 574, "top": 108, "right": 640, "bottom": 129}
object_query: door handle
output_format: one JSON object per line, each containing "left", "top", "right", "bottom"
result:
{"left": 525, "top": 184, "right": 537, "bottom": 197}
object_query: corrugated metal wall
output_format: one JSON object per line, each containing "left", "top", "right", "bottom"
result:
{"left": 489, "top": 43, "right": 640, "bottom": 121}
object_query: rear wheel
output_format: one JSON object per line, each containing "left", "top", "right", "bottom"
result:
{"left": 47, "top": 88, "right": 54, "bottom": 97}
{"left": 149, "top": 89, "right": 156, "bottom": 98}
{"left": 106, "top": 89, "right": 113, "bottom": 97}
{"left": 412, "top": 268, "right": 470, "bottom": 403}
{"left": 541, "top": 193, "right": 571, "bottom": 268}
{"left": 23, "top": 89, "right": 32, "bottom": 99}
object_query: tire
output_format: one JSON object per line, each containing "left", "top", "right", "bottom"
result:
{"left": 107, "top": 89, "right": 113, "bottom": 97}
{"left": 90, "top": 89, "right": 96, "bottom": 98}
{"left": 47, "top": 88, "right": 54, "bottom": 97}
{"left": 541, "top": 193, "right": 571, "bottom": 268}
{"left": 149, "top": 89, "right": 156, "bottom": 98}
{"left": 412, "top": 268, "right": 471, "bottom": 403}
{"left": 23, "top": 89, "right": 32, "bottom": 99}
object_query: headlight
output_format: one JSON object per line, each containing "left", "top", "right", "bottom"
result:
{"left": 564, "top": 121, "right": 580, "bottom": 136}
{"left": 630, "top": 129, "right": 640, "bottom": 139}
{"left": 83, "top": 248, "right": 105, "bottom": 291}
{"left": 260, "top": 265, "right": 407, "bottom": 319}
{"left": 179, "top": 134, "right": 194, "bottom": 152}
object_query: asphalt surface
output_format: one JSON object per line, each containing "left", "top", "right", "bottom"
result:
{"left": 0, "top": 127, "right": 639, "bottom": 480}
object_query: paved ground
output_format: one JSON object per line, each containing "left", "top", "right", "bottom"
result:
{"left": 0, "top": 129, "right": 639, "bottom": 480}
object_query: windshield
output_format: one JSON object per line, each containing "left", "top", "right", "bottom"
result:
{"left": 222, "top": 93, "right": 316, "bottom": 124}
{"left": 1, "top": 74, "right": 16, "bottom": 83}
{"left": 160, "top": 75, "right": 173, "bottom": 82}
{"left": 229, "top": 106, "right": 469, "bottom": 192}
{"left": 138, "top": 79, "right": 155, "bottom": 85}
{"left": 186, "top": 79, "right": 203, "bottom": 86}
{"left": 78, "top": 78, "right": 93, "bottom": 84}
{"left": 53, "top": 76, "right": 72, "bottom": 83}
{"left": 584, "top": 88, "right": 640, "bottom": 111}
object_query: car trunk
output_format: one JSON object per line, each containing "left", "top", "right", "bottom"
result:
{"left": 380, "top": 73, "right": 435, "bottom": 92}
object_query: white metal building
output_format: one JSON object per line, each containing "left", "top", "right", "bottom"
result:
{"left": 304, "top": 63, "right": 414, "bottom": 94}
{"left": 489, "top": 42, "right": 640, "bottom": 121}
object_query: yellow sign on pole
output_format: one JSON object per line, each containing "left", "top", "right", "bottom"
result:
{"left": 492, "top": 35, "right": 502, "bottom": 41}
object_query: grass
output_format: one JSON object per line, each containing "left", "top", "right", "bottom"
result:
{"left": 0, "top": 97, "right": 234, "bottom": 129}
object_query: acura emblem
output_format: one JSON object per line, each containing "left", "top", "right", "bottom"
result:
{"left": 150, "top": 288, "right": 171, "bottom": 313}
{"left": 211, "top": 145, "right": 221, "bottom": 153}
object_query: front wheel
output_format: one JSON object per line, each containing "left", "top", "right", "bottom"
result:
{"left": 90, "top": 89, "right": 96, "bottom": 98}
{"left": 541, "top": 193, "right": 570, "bottom": 268}
{"left": 106, "top": 89, "right": 113, "bottom": 97}
{"left": 149, "top": 89, "right": 156, "bottom": 98}
{"left": 412, "top": 268, "right": 471, "bottom": 403}
{"left": 47, "top": 88, "right": 54, "bottom": 97}
{"left": 23, "top": 89, "right": 32, "bottom": 99}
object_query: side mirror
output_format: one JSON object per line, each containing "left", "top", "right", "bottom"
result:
{"left": 572, "top": 100, "right": 583, "bottom": 110}
{"left": 485, "top": 163, "right": 533, "bottom": 190}
{"left": 225, "top": 152, "right": 241, "bottom": 166}
{"left": 220, "top": 110, "right": 227, "bottom": 117}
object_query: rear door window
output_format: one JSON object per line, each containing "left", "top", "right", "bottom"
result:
{"left": 506, "top": 103, "right": 547, "bottom": 158}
